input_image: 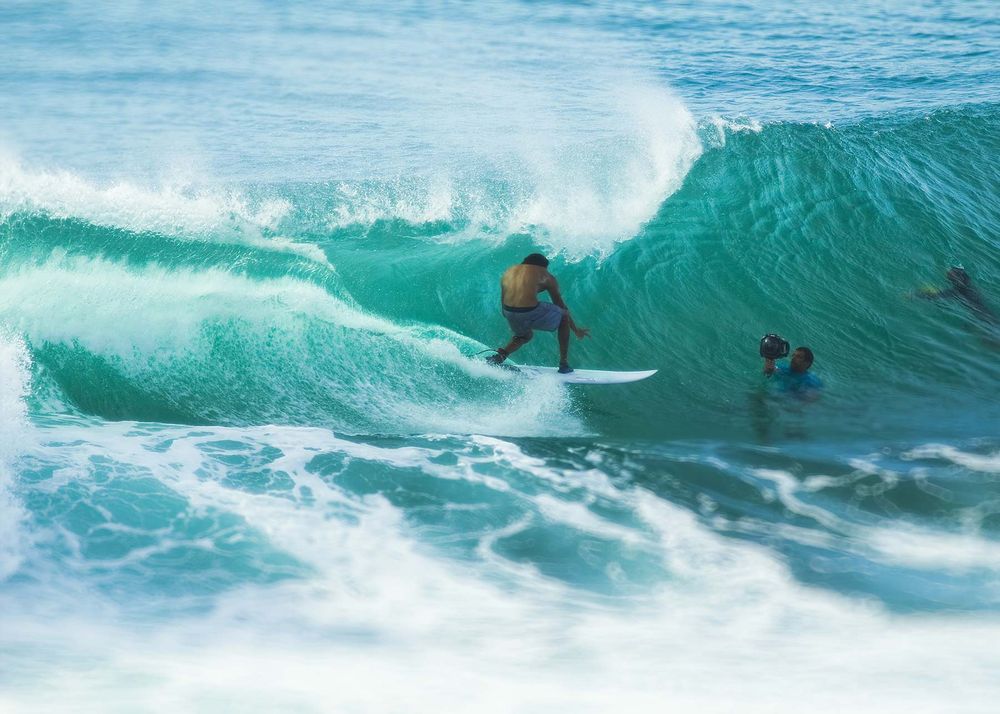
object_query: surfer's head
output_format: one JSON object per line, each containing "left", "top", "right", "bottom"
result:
{"left": 947, "top": 265, "right": 971, "bottom": 288}
{"left": 522, "top": 253, "right": 549, "bottom": 268}
{"left": 790, "top": 347, "right": 814, "bottom": 373}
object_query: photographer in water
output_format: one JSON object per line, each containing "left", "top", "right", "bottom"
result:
{"left": 759, "top": 334, "right": 822, "bottom": 397}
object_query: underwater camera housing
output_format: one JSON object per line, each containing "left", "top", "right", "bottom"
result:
{"left": 759, "top": 333, "right": 790, "bottom": 360}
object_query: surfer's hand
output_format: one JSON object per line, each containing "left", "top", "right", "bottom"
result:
{"left": 574, "top": 327, "right": 590, "bottom": 339}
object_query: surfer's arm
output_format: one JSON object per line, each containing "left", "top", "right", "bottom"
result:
{"left": 565, "top": 311, "right": 590, "bottom": 338}
{"left": 546, "top": 275, "right": 590, "bottom": 338}
{"left": 542, "top": 273, "right": 566, "bottom": 308}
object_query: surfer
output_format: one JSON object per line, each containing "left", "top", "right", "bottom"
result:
{"left": 487, "top": 253, "right": 590, "bottom": 373}
{"left": 913, "top": 266, "right": 998, "bottom": 326}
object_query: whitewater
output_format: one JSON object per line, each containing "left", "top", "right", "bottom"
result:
{"left": 1, "top": 1, "right": 999, "bottom": 712}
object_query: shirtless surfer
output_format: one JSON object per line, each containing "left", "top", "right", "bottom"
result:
{"left": 487, "top": 253, "right": 590, "bottom": 373}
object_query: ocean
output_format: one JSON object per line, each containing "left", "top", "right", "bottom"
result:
{"left": 1, "top": 1, "right": 999, "bottom": 711}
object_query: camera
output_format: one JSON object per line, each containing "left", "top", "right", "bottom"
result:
{"left": 759, "top": 333, "right": 790, "bottom": 360}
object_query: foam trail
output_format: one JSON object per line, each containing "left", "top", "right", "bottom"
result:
{"left": 903, "top": 444, "right": 1000, "bottom": 472}
{"left": 754, "top": 467, "right": 1000, "bottom": 576}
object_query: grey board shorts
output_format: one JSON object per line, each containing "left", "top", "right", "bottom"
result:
{"left": 502, "top": 302, "right": 566, "bottom": 338}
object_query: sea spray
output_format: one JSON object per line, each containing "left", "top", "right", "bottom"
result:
{"left": 0, "top": 152, "right": 323, "bottom": 263}
{"left": 326, "top": 86, "right": 702, "bottom": 257}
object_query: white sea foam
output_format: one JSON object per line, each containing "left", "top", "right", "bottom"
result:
{"left": 868, "top": 524, "right": 1000, "bottom": 572}
{"left": 753, "top": 464, "right": 1000, "bottom": 574}
{"left": 534, "top": 493, "right": 646, "bottom": 545}
{"left": 702, "top": 115, "right": 765, "bottom": 149}
{"left": 3, "top": 421, "right": 1000, "bottom": 713}
{"left": 903, "top": 444, "right": 1000, "bottom": 473}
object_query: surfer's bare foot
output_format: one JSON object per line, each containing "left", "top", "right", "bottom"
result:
{"left": 558, "top": 362, "right": 573, "bottom": 374}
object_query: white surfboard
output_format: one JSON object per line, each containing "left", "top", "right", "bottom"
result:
{"left": 512, "top": 366, "right": 657, "bottom": 384}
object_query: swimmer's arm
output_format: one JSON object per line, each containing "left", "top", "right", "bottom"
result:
{"left": 763, "top": 358, "right": 776, "bottom": 376}
{"left": 913, "top": 287, "right": 957, "bottom": 300}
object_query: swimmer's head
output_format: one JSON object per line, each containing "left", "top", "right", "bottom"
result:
{"left": 522, "top": 253, "right": 549, "bottom": 268}
{"left": 947, "top": 265, "right": 971, "bottom": 288}
{"left": 790, "top": 347, "right": 814, "bottom": 373}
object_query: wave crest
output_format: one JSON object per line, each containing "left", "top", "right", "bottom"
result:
{"left": 328, "top": 86, "right": 702, "bottom": 257}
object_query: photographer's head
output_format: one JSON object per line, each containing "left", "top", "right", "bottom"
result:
{"left": 790, "top": 347, "right": 814, "bottom": 373}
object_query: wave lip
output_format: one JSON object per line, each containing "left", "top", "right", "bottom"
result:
{"left": 0, "top": 153, "right": 328, "bottom": 263}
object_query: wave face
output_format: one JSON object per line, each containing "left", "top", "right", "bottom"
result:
{"left": 1, "top": 1, "right": 999, "bottom": 712}
{"left": 3, "top": 107, "right": 996, "bottom": 440}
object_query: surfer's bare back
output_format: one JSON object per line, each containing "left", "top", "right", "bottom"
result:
{"left": 487, "top": 253, "right": 590, "bottom": 373}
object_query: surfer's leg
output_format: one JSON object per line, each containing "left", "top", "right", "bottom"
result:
{"left": 490, "top": 333, "right": 530, "bottom": 363}
{"left": 558, "top": 315, "right": 570, "bottom": 365}
{"left": 490, "top": 312, "right": 535, "bottom": 364}
{"left": 505, "top": 333, "right": 531, "bottom": 353}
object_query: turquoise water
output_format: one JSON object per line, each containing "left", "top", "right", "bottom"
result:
{"left": 1, "top": 2, "right": 999, "bottom": 711}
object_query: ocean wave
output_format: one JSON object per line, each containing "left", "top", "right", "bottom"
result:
{"left": 1, "top": 105, "right": 998, "bottom": 440}
{"left": 0, "top": 255, "right": 581, "bottom": 435}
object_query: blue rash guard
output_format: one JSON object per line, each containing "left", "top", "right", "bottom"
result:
{"left": 772, "top": 363, "right": 822, "bottom": 395}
